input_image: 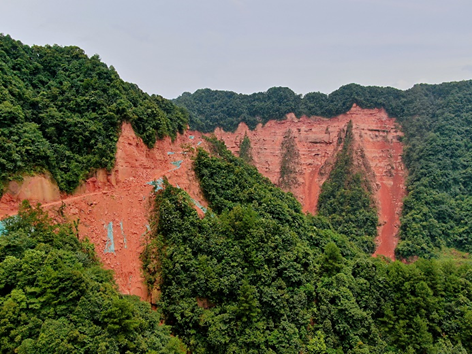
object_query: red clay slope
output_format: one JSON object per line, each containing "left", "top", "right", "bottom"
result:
{"left": 0, "top": 105, "right": 406, "bottom": 299}
{"left": 0, "top": 123, "right": 210, "bottom": 300}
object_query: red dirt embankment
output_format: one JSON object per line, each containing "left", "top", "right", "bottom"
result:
{"left": 0, "top": 105, "right": 406, "bottom": 299}
{"left": 0, "top": 123, "right": 209, "bottom": 300}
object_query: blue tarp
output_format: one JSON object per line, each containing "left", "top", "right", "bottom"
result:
{"left": 0, "top": 221, "right": 6, "bottom": 236}
{"left": 191, "top": 198, "right": 207, "bottom": 214}
{"left": 171, "top": 160, "right": 183, "bottom": 168}
{"left": 120, "top": 221, "right": 127, "bottom": 249}
{"left": 147, "top": 177, "right": 164, "bottom": 191}
{"left": 104, "top": 222, "right": 115, "bottom": 254}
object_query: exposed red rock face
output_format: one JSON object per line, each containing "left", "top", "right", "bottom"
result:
{"left": 214, "top": 104, "right": 406, "bottom": 260}
{"left": 0, "top": 123, "right": 209, "bottom": 300}
{"left": 0, "top": 105, "right": 406, "bottom": 299}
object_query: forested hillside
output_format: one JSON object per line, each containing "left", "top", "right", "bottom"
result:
{"left": 143, "top": 139, "right": 472, "bottom": 353}
{"left": 175, "top": 82, "right": 472, "bottom": 259}
{"left": 3, "top": 32, "right": 472, "bottom": 353}
{"left": 0, "top": 34, "right": 187, "bottom": 195}
{"left": 2, "top": 31, "right": 471, "bottom": 259}
{"left": 0, "top": 202, "right": 186, "bottom": 353}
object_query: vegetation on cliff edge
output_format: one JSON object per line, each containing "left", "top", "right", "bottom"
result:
{"left": 174, "top": 82, "right": 472, "bottom": 258}
{"left": 317, "top": 121, "right": 378, "bottom": 254}
{"left": 142, "top": 139, "right": 472, "bottom": 353}
{"left": 0, "top": 202, "right": 186, "bottom": 353}
{"left": 0, "top": 34, "right": 188, "bottom": 195}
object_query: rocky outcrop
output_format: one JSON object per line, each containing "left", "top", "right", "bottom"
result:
{"left": 0, "top": 105, "right": 406, "bottom": 299}
{"left": 0, "top": 175, "right": 61, "bottom": 209}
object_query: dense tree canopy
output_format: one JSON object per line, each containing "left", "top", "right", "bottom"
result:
{"left": 3, "top": 32, "right": 472, "bottom": 352}
{"left": 0, "top": 202, "right": 186, "bottom": 353}
{"left": 317, "top": 121, "right": 378, "bottom": 254}
{"left": 174, "top": 81, "right": 472, "bottom": 258}
{"left": 142, "top": 139, "right": 472, "bottom": 353}
{"left": 173, "top": 85, "right": 404, "bottom": 133}
{"left": 0, "top": 34, "right": 188, "bottom": 195}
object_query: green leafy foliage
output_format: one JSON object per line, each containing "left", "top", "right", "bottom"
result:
{"left": 395, "top": 82, "right": 472, "bottom": 258}
{"left": 142, "top": 139, "right": 472, "bottom": 353}
{"left": 142, "top": 143, "right": 323, "bottom": 353}
{"left": 142, "top": 140, "right": 472, "bottom": 353}
{"left": 316, "top": 255, "right": 472, "bottom": 353}
{"left": 0, "top": 34, "right": 188, "bottom": 194}
{"left": 5, "top": 32, "right": 472, "bottom": 352}
{"left": 238, "top": 133, "right": 253, "bottom": 164}
{"left": 317, "top": 121, "right": 378, "bottom": 253}
{"left": 173, "top": 84, "right": 403, "bottom": 133}
{"left": 175, "top": 81, "right": 472, "bottom": 258}
{"left": 0, "top": 202, "right": 186, "bottom": 353}
{"left": 174, "top": 87, "right": 301, "bottom": 132}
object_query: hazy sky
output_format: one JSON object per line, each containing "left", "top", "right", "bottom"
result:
{"left": 2, "top": 0, "right": 472, "bottom": 98}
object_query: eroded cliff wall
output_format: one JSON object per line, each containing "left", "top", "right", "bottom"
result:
{"left": 0, "top": 105, "right": 406, "bottom": 298}
{"left": 214, "top": 104, "right": 406, "bottom": 259}
{"left": 0, "top": 123, "right": 210, "bottom": 300}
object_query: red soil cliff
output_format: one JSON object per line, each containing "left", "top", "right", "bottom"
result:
{"left": 0, "top": 105, "right": 406, "bottom": 299}
{"left": 214, "top": 104, "right": 406, "bottom": 260}
{"left": 0, "top": 123, "right": 210, "bottom": 300}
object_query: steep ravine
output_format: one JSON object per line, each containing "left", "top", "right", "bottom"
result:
{"left": 0, "top": 105, "right": 406, "bottom": 298}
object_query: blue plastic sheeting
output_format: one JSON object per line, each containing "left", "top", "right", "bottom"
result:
{"left": 0, "top": 221, "right": 6, "bottom": 236}
{"left": 171, "top": 160, "right": 183, "bottom": 168}
{"left": 120, "top": 221, "right": 127, "bottom": 249}
{"left": 167, "top": 152, "right": 175, "bottom": 155}
{"left": 141, "top": 224, "right": 151, "bottom": 239}
{"left": 189, "top": 135, "right": 195, "bottom": 140}
{"left": 191, "top": 198, "right": 207, "bottom": 214}
{"left": 197, "top": 141, "right": 202, "bottom": 146}
{"left": 147, "top": 177, "right": 164, "bottom": 191}
{"left": 170, "top": 160, "right": 183, "bottom": 171}
{"left": 104, "top": 222, "right": 115, "bottom": 254}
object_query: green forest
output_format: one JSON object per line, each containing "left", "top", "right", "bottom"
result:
{"left": 0, "top": 34, "right": 187, "bottom": 195}
{"left": 142, "top": 139, "right": 472, "bottom": 353}
{"left": 2, "top": 33, "right": 472, "bottom": 352}
{"left": 0, "top": 202, "right": 186, "bottom": 353}
{"left": 317, "top": 121, "right": 378, "bottom": 255}
{"left": 175, "top": 82, "right": 472, "bottom": 259}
